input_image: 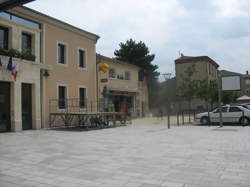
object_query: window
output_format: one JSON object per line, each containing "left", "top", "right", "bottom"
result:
{"left": 125, "top": 71, "right": 131, "bottom": 80}
{"left": 109, "top": 67, "right": 116, "bottom": 78}
{"left": 117, "top": 74, "right": 124, "bottom": 80}
{"left": 0, "top": 26, "right": 8, "bottom": 49}
{"left": 58, "top": 43, "right": 66, "bottom": 64}
{"left": 214, "top": 107, "right": 228, "bottom": 113}
{"left": 229, "top": 107, "right": 242, "bottom": 112}
{"left": 79, "top": 87, "right": 86, "bottom": 108}
{"left": 58, "top": 86, "right": 67, "bottom": 109}
{"left": 22, "top": 33, "right": 32, "bottom": 53}
{"left": 78, "top": 49, "right": 86, "bottom": 68}
{"left": 245, "top": 80, "right": 250, "bottom": 85}
{"left": 0, "top": 12, "right": 40, "bottom": 29}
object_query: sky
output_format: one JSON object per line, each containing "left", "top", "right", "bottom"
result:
{"left": 26, "top": 0, "right": 250, "bottom": 78}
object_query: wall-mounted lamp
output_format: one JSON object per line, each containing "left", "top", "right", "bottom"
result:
{"left": 43, "top": 70, "right": 50, "bottom": 77}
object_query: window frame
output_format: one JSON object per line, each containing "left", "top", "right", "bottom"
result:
{"left": 125, "top": 71, "right": 131, "bottom": 80}
{"left": 21, "top": 32, "right": 32, "bottom": 54}
{"left": 56, "top": 41, "right": 68, "bottom": 66}
{"left": 78, "top": 86, "right": 87, "bottom": 110}
{"left": 229, "top": 107, "right": 242, "bottom": 113}
{"left": 57, "top": 84, "right": 68, "bottom": 110}
{"left": 0, "top": 25, "right": 9, "bottom": 50}
{"left": 214, "top": 107, "right": 228, "bottom": 113}
{"left": 109, "top": 67, "right": 116, "bottom": 79}
{"left": 77, "top": 47, "right": 87, "bottom": 70}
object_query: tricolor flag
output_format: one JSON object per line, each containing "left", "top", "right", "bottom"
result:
{"left": 11, "top": 64, "right": 19, "bottom": 81}
{"left": 7, "top": 57, "right": 20, "bottom": 81}
{"left": 7, "top": 57, "right": 13, "bottom": 72}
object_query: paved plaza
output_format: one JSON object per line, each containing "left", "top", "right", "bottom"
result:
{"left": 0, "top": 123, "right": 250, "bottom": 187}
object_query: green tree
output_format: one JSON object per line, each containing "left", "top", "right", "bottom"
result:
{"left": 114, "top": 39, "right": 160, "bottom": 108}
{"left": 197, "top": 79, "right": 240, "bottom": 109}
{"left": 197, "top": 80, "right": 218, "bottom": 109}
{"left": 178, "top": 63, "right": 199, "bottom": 109}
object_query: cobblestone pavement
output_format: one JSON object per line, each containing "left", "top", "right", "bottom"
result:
{"left": 0, "top": 124, "right": 250, "bottom": 187}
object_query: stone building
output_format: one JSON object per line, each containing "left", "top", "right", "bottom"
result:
{"left": 96, "top": 54, "right": 149, "bottom": 117}
{"left": 0, "top": 6, "right": 99, "bottom": 131}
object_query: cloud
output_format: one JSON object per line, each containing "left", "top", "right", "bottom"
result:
{"left": 212, "top": 0, "right": 250, "bottom": 18}
{"left": 27, "top": 0, "right": 250, "bottom": 76}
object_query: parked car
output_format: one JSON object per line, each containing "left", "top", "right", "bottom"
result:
{"left": 195, "top": 105, "right": 250, "bottom": 125}
{"left": 240, "top": 103, "right": 250, "bottom": 110}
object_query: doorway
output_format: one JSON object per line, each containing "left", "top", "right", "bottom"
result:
{"left": 0, "top": 82, "right": 11, "bottom": 132}
{"left": 22, "top": 83, "right": 32, "bottom": 130}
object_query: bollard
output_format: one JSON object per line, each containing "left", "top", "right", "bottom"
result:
{"left": 167, "top": 112, "right": 170, "bottom": 129}
{"left": 242, "top": 110, "right": 245, "bottom": 127}
{"left": 182, "top": 112, "right": 184, "bottom": 125}
{"left": 177, "top": 112, "right": 179, "bottom": 126}
{"left": 188, "top": 111, "right": 191, "bottom": 123}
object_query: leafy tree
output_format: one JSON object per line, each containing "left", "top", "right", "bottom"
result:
{"left": 222, "top": 91, "right": 240, "bottom": 104}
{"left": 196, "top": 80, "right": 218, "bottom": 109}
{"left": 197, "top": 79, "right": 240, "bottom": 109}
{"left": 178, "top": 63, "right": 199, "bottom": 109}
{"left": 114, "top": 39, "right": 160, "bottom": 108}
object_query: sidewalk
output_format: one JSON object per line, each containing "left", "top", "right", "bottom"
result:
{"left": 0, "top": 124, "right": 249, "bottom": 187}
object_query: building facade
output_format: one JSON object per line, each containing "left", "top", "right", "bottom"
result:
{"left": 175, "top": 55, "right": 219, "bottom": 88}
{"left": 0, "top": 10, "right": 41, "bottom": 132}
{"left": 96, "top": 54, "right": 149, "bottom": 117}
{"left": 0, "top": 6, "right": 99, "bottom": 131}
{"left": 175, "top": 55, "right": 219, "bottom": 111}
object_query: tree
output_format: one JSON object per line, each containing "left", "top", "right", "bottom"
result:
{"left": 196, "top": 80, "right": 218, "bottom": 109}
{"left": 114, "top": 39, "right": 160, "bottom": 108}
{"left": 197, "top": 79, "right": 240, "bottom": 109}
{"left": 178, "top": 63, "right": 199, "bottom": 110}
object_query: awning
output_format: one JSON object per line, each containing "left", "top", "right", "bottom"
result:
{"left": 237, "top": 95, "right": 250, "bottom": 101}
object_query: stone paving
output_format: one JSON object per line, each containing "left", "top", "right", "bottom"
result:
{"left": 0, "top": 123, "right": 250, "bottom": 187}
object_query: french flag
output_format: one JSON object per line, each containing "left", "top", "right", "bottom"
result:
{"left": 7, "top": 57, "right": 20, "bottom": 81}
{"left": 11, "top": 64, "right": 19, "bottom": 81}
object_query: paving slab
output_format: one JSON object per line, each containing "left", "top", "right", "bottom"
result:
{"left": 0, "top": 123, "right": 250, "bottom": 187}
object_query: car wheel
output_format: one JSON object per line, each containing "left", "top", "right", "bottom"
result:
{"left": 239, "top": 117, "right": 249, "bottom": 126}
{"left": 200, "top": 117, "right": 209, "bottom": 125}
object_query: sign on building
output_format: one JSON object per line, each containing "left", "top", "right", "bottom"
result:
{"left": 221, "top": 75, "right": 241, "bottom": 91}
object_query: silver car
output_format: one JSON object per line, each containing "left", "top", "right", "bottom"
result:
{"left": 195, "top": 105, "right": 250, "bottom": 125}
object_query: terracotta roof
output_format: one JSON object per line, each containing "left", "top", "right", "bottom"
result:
{"left": 175, "top": 55, "right": 219, "bottom": 68}
{"left": 96, "top": 54, "right": 140, "bottom": 69}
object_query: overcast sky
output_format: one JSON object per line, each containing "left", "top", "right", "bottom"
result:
{"left": 27, "top": 0, "right": 250, "bottom": 77}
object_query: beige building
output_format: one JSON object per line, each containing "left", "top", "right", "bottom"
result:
{"left": 0, "top": 6, "right": 99, "bottom": 131}
{"left": 96, "top": 54, "right": 149, "bottom": 117}
{"left": 0, "top": 9, "right": 41, "bottom": 132}
{"left": 175, "top": 55, "right": 219, "bottom": 88}
{"left": 175, "top": 55, "right": 219, "bottom": 110}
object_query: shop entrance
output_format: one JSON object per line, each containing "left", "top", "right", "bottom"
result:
{"left": 111, "top": 94, "right": 134, "bottom": 117}
{"left": 22, "top": 83, "right": 32, "bottom": 130}
{"left": 0, "top": 82, "right": 11, "bottom": 132}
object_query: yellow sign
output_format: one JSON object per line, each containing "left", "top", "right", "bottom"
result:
{"left": 100, "top": 63, "right": 109, "bottom": 73}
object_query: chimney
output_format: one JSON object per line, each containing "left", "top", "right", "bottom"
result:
{"left": 247, "top": 71, "right": 249, "bottom": 75}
